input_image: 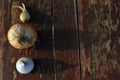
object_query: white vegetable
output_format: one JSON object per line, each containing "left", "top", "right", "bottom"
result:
{"left": 16, "top": 57, "right": 34, "bottom": 74}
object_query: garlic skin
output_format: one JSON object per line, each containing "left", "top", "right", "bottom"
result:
{"left": 16, "top": 57, "right": 34, "bottom": 74}
{"left": 7, "top": 23, "right": 37, "bottom": 49}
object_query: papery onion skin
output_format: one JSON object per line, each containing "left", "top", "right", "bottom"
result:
{"left": 7, "top": 23, "right": 37, "bottom": 49}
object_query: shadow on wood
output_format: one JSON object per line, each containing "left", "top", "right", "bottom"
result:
{"left": 27, "top": 5, "right": 78, "bottom": 51}
{"left": 33, "top": 29, "right": 78, "bottom": 50}
{"left": 28, "top": 6, "right": 52, "bottom": 25}
{"left": 31, "top": 58, "right": 78, "bottom": 74}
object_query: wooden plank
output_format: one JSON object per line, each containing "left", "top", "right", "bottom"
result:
{"left": 2, "top": 0, "right": 55, "bottom": 80}
{"left": 53, "top": 0, "right": 80, "bottom": 80}
{"left": 0, "top": 0, "right": 5, "bottom": 80}
{"left": 0, "top": 0, "right": 82, "bottom": 80}
{"left": 78, "top": 0, "right": 120, "bottom": 80}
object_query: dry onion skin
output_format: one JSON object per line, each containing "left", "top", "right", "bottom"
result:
{"left": 7, "top": 23, "right": 37, "bottom": 49}
{"left": 7, "top": 3, "right": 38, "bottom": 49}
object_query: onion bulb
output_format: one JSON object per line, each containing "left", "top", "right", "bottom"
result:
{"left": 7, "top": 23, "right": 37, "bottom": 49}
{"left": 8, "top": 3, "right": 37, "bottom": 49}
{"left": 13, "top": 3, "right": 30, "bottom": 22}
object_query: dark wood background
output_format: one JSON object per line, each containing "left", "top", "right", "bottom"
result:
{"left": 0, "top": 0, "right": 119, "bottom": 80}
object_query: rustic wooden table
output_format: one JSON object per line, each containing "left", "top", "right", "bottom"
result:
{"left": 0, "top": 0, "right": 119, "bottom": 80}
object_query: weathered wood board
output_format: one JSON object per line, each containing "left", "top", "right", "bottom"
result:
{"left": 0, "top": 0, "right": 80, "bottom": 80}
{"left": 0, "top": 0, "right": 119, "bottom": 80}
{"left": 78, "top": 0, "right": 120, "bottom": 80}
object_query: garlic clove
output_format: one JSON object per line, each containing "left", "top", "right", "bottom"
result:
{"left": 16, "top": 57, "right": 34, "bottom": 74}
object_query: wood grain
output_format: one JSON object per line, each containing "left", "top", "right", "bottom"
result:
{"left": 0, "top": 0, "right": 120, "bottom": 80}
{"left": 0, "top": 0, "right": 5, "bottom": 80}
{"left": 78, "top": 0, "right": 120, "bottom": 80}
{"left": 53, "top": 0, "right": 80, "bottom": 80}
{"left": 1, "top": 0, "right": 81, "bottom": 80}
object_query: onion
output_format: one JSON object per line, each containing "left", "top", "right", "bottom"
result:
{"left": 8, "top": 3, "right": 37, "bottom": 49}
{"left": 16, "top": 57, "right": 34, "bottom": 74}
{"left": 13, "top": 3, "right": 30, "bottom": 22}
{"left": 7, "top": 23, "right": 37, "bottom": 49}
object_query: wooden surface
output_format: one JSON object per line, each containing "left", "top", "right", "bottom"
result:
{"left": 78, "top": 0, "right": 120, "bottom": 80}
{"left": 0, "top": 0, "right": 119, "bottom": 80}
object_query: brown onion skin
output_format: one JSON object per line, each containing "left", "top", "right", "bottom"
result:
{"left": 7, "top": 23, "right": 37, "bottom": 49}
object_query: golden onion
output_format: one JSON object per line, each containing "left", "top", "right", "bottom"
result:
{"left": 7, "top": 23, "right": 37, "bottom": 49}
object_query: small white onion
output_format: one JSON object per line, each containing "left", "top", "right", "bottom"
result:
{"left": 16, "top": 57, "right": 34, "bottom": 74}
